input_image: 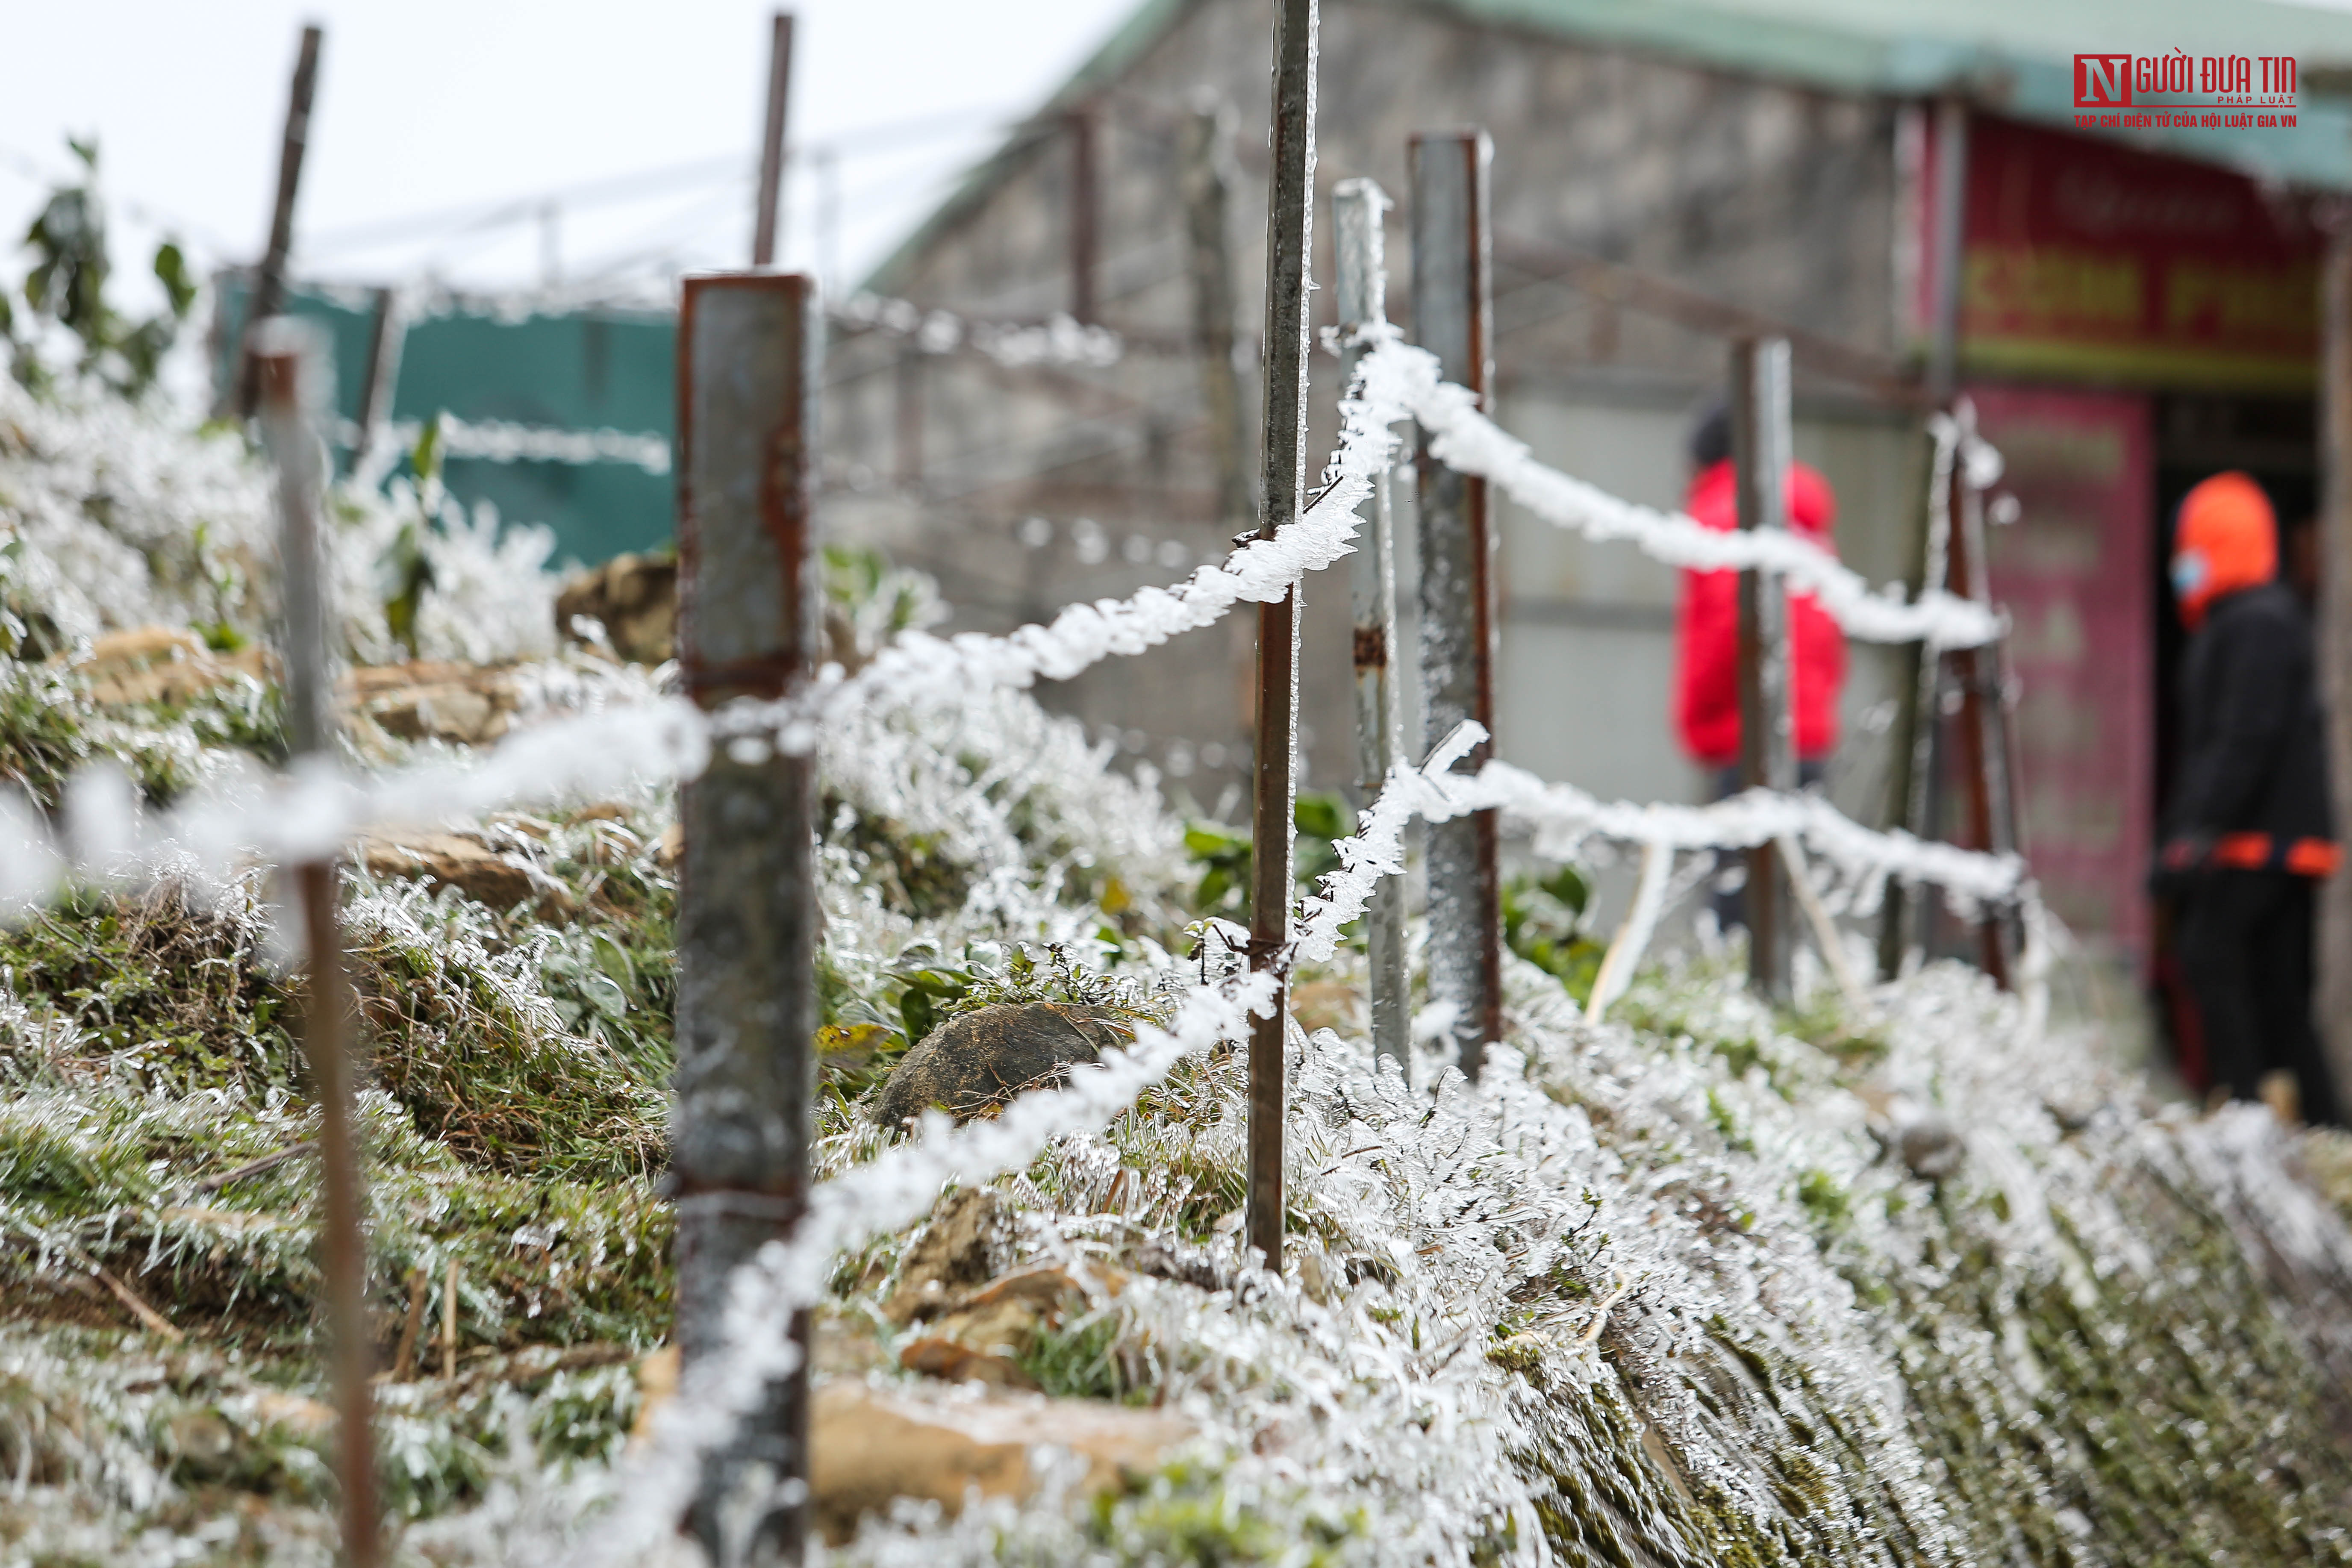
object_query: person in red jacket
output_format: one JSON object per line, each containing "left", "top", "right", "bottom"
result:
{"left": 1672, "top": 406, "right": 1846, "bottom": 930}
{"left": 1673, "top": 406, "right": 1848, "bottom": 780}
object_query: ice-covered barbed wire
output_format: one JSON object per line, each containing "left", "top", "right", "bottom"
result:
{"left": 832, "top": 291, "right": 1123, "bottom": 368}
{"left": 566, "top": 713, "right": 2046, "bottom": 1556}
{"left": 575, "top": 962, "right": 1280, "bottom": 1567}
{"left": 336, "top": 415, "right": 672, "bottom": 476}
{"left": 1340, "top": 326, "right": 2005, "bottom": 650}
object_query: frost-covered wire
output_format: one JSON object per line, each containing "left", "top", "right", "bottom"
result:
{"left": 336, "top": 416, "right": 672, "bottom": 475}
{"left": 1345, "top": 329, "right": 2003, "bottom": 650}
{"left": 576, "top": 963, "right": 1279, "bottom": 1567}
{"left": 833, "top": 291, "right": 1123, "bottom": 368}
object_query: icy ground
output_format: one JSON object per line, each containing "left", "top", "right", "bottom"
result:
{"left": 3, "top": 372, "right": 2352, "bottom": 1566}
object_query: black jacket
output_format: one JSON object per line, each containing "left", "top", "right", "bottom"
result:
{"left": 2167, "top": 581, "right": 2334, "bottom": 847}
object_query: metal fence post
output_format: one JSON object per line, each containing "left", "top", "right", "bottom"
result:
{"left": 232, "top": 24, "right": 322, "bottom": 419}
{"left": 1410, "top": 128, "right": 1503, "bottom": 1078}
{"left": 1946, "top": 418, "right": 2014, "bottom": 987}
{"left": 1069, "top": 106, "right": 1101, "bottom": 326}
{"left": 1247, "top": 0, "right": 1319, "bottom": 1275}
{"left": 1332, "top": 177, "right": 1408, "bottom": 1071}
{"left": 1731, "top": 335, "right": 1796, "bottom": 1001}
{"left": 1881, "top": 96, "right": 1969, "bottom": 979}
{"left": 1179, "top": 99, "right": 1253, "bottom": 535}
{"left": 673, "top": 273, "right": 819, "bottom": 1563}
{"left": 254, "top": 319, "right": 380, "bottom": 1568}
{"left": 752, "top": 12, "right": 795, "bottom": 268}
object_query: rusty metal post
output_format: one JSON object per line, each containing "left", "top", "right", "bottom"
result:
{"left": 1333, "top": 177, "right": 1407, "bottom": 1071}
{"left": 1179, "top": 99, "right": 1253, "bottom": 533}
{"left": 254, "top": 319, "right": 380, "bottom": 1568}
{"left": 1946, "top": 437, "right": 2013, "bottom": 988}
{"left": 1068, "top": 107, "right": 1100, "bottom": 325}
{"left": 233, "top": 24, "right": 322, "bottom": 418}
{"left": 1731, "top": 336, "right": 1796, "bottom": 1001}
{"left": 752, "top": 12, "right": 795, "bottom": 268}
{"left": 673, "top": 274, "right": 819, "bottom": 1562}
{"left": 353, "top": 286, "right": 406, "bottom": 461}
{"left": 894, "top": 347, "right": 924, "bottom": 492}
{"left": 1410, "top": 128, "right": 1503, "bottom": 1077}
{"left": 1246, "top": 0, "right": 1318, "bottom": 1274}
{"left": 1881, "top": 96, "right": 1969, "bottom": 978}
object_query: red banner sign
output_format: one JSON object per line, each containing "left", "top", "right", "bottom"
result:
{"left": 1974, "top": 386, "right": 2156, "bottom": 964}
{"left": 1922, "top": 113, "right": 2321, "bottom": 388}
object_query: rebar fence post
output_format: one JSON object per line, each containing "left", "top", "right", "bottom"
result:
{"left": 1731, "top": 336, "right": 1796, "bottom": 1001}
{"left": 1179, "top": 99, "right": 1253, "bottom": 534}
{"left": 1332, "top": 177, "right": 1408, "bottom": 1071}
{"left": 752, "top": 12, "right": 795, "bottom": 268}
{"left": 673, "top": 274, "right": 820, "bottom": 1563}
{"left": 1247, "top": 0, "right": 1319, "bottom": 1274}
{"left": 233, "top": 24, "right": 322, "bottom": 419}
{"left": 254, "top": 320, "right": 380, "bottom": 1568}
{"left": 1410, "top": 128, "right": 1503, "bottom": 1077}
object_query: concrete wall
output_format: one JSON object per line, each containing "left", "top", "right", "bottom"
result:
{"left": 818, "top": 0, "right": 1917, "bottom": 827}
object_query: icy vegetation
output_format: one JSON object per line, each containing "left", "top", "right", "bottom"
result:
{"left": 0, "top": 370, "right": 555, "bottom": 667}
{"left": 3, "top": 207, "right": 2351, "bottom": 1564}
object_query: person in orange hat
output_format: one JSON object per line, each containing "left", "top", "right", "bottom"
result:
{"left": 2159, "top": 471, "right": 2340, "bottom": 1124}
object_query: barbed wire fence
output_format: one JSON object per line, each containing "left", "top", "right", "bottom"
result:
{"left": 2, "top": 24, "right": 2038, "bottom": 1568}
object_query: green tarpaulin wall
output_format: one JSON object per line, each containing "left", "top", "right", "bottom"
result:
{"left": 213, "top": 277, "right": 676, "bottom": 568}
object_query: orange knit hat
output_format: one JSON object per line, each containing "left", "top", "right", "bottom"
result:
{"left": 2172, "top": 471, "right": 2276, "bottom": 630}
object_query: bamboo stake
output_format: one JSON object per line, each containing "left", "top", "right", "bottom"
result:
{"left": 1246, "top": 0, "right": 1319, "bottom": 1274}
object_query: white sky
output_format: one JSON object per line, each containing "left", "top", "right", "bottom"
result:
{"left": 0, "top": 0, "right": 1140, "bottom": 312}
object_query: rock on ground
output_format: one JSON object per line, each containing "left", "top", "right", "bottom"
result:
{"left": 871, "top": 1003, "right": 1136, "bottom": 1130}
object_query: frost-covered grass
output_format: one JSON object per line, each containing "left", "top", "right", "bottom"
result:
{"left": 3, "top": 372, "right": 2352, "bottom": 1565}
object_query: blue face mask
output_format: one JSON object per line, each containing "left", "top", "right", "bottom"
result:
{"left": 2171, "top": 550, "right": 2209, "bottom": 601}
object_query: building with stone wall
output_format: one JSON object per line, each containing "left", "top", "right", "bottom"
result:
{"left": 818, "top": 0, "right": 2352, "bottom": 986}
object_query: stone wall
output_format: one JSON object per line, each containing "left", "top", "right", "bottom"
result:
{"left": 818, "top": 0, "right": 1920, "bottom": 833}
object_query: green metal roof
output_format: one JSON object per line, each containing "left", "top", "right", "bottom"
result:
{"left": 869, "top": 0, "right": 2352, "bottom": 293}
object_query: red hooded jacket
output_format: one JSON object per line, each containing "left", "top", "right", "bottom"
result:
{"left": 1672, "top": 459, "right": 1846, "bottom": 767}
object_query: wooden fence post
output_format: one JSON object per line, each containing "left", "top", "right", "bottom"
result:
{"left": 1247, "top": 0, "right": 1319, "bottom": 1274}
{"left": 752, "top": 12, "right": 795, "bottom": 268}
{"left": 1332, "top": 176, "right": 1408, "bottom": 1070}
{"left": 253, "top": 319, "right": 380, "bottom": 1568}
{"left": 1179, "top": 100, "right": 1253, "bottom": 535}
{"left": 673, "top": 273, "right": 819, "bottom": 1562}
{"left": 232, "top": 24, "right": 322, "bottom": 419}
{"left": 1731, "top": 336, "right": 1796, "bottom": 1001}
{"left": 1410, "top": 128, "right": 1503, "bottom": 1077}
